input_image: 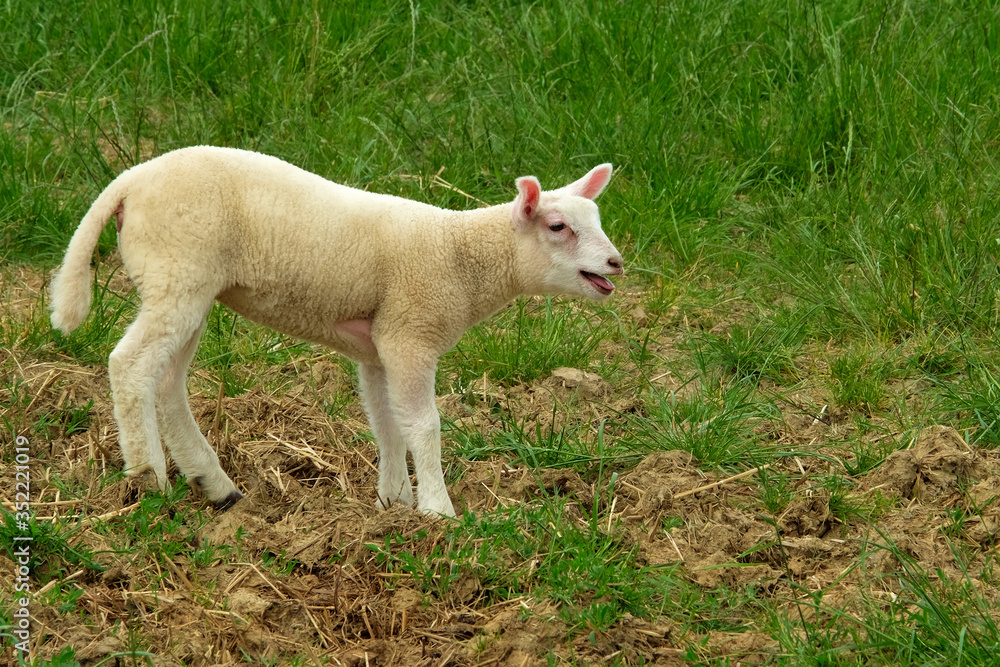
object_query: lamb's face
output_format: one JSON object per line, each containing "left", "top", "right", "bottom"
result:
{"left": 536, "top": 196, "right": 623, "bottom": 300}
{"left": 512, "top": 164, "right": 623, "bottom": 300}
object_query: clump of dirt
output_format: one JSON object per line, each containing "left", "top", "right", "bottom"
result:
{"left": 511, "top": 467, "right": 593, "bottom": 504}
{"left": 619, "top": 449, "right": 702, "bottom": 515}
{"left": 613, "top": 451, "right": 782, "bottom": 588}
{"left": 449, "top": 461, "right": 596, "bottom": 516}
{"left": 610, "top": 430, "right": 1000, "bottom": 614}
{"left": 865, "top": 425, "right": 979, "bottom": 500}
{"left": 778, "top": 492, "right": 832, "bottom": 538}
{"left": 544, "top": 366, "right": 612, "bottom": 400}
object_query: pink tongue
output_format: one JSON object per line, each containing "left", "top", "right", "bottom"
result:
{"left": 589, "top": 274, "right": 615, "bottom": 292}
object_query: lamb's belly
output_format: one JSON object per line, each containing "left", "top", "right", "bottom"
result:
{"left": 217, "top": 288, "right": 380, "bottom": 365}
{"left": 327, "top": 318, "right": 379, "bottom": 364}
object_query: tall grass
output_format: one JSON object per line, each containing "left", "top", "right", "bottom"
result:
{"left": 5, "top": 0, "right": 998, "bottom": 348}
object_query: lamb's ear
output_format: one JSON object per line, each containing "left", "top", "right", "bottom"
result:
{"left": 562, "top": 163, "right": 613, "bottom": 200}
{"left": 512, "top": 175, "right": 542, "bottom": 227}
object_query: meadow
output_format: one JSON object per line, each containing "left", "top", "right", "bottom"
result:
{"left": 3, "top": 0, "right": 1000, "bottom": 664}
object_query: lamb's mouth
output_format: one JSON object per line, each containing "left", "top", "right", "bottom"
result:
{"left": 580, "top": 270, "right": 615, "bottom": 295}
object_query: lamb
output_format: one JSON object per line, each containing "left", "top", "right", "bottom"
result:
{"left": 49, "top": 146, "right": 623, "bottom": 517}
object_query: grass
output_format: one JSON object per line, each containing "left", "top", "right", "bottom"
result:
{"left": 631, "top": 373, "right": 782, "bottom": 468}
{"left": 371, "top": 501, "right": 685, "bottom": 635}
{"left": 445, "top": 298, "right": 618, "bottom": 388}
{"left": 0, "top": 508, "right": 102, "bottom": 585}
{"left": 4, "top": 0, "right": 1000, "bottom": 663}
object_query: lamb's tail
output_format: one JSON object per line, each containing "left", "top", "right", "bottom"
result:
{"left": 49, "top": 182, "right": 127, "bottom": 335}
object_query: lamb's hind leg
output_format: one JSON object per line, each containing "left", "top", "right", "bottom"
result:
{"left": 108, "top": 304, "right": 206, "bottom": 492}
{"left": 358, "top": 363, "right": 415, "bottom": 509}
{"left": 156, "top": 320, "right": 242, "bottom": 510}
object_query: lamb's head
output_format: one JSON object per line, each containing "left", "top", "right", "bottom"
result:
{"left": 512, "top": 164, "right": 623, "bottom": 300}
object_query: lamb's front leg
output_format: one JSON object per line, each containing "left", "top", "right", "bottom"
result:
{"left": 378, "top": 349, "right": 456, "bottom": 518}
{"left": 358, "top": 363, "right": 414, "bottom": 509}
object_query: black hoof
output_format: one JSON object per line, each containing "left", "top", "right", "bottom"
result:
{"left": 212, "top": 490, "right": 244, "bottom": 511}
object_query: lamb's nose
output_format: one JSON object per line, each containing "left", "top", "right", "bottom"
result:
{"left": 607, "top": 256, "right": 623, "bottom": 273}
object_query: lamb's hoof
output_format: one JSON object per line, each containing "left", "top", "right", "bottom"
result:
{"left": 212, "top": 490, "right": 244, "bottom": 512}
{"left": 114, "top": 471, "right": 163, "bottom": 506}
{"left": 417, "top": 500, "right": 457, "bottom": 519}
{"left": 375, "top": 496, "right": 413, "bottom": 511}
{"left": 194, "top": 476, "right": 243, "bottom": 511}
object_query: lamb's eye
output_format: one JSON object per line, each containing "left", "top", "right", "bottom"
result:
{"left": 548, "top": 223, "right": 566, "bottom": 232}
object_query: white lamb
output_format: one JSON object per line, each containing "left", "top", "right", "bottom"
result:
{"left": 49, "top": 146, "right": 622, "bottom": 517}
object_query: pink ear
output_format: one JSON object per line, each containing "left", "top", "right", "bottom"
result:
{"left": 512, "top": 176, "right": 542, "bottom": 226}
{"left": 564, "top": 163, "right": 613, "bottom": 200}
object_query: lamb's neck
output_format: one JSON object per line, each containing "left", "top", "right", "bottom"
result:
{"left": 449, "top": 204, "right": 543, "bottom": 323}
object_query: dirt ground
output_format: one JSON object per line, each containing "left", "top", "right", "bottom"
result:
{"left": 4, "top": 267, "right": 1000, "bottom": 665}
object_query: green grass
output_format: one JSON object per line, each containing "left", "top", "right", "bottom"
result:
{"left": 827, "top": 347, "right": 893, "bottom": 414}
{"left": 939, "top": 360, "right": 1000, "bottom": 448}
{"left": 694, "top": 311, "right": 808, "bottom": 384}
{"left": 445, "top": 298, "right": 619, "bottom": 388}
{"left": 631, "top": 373, "right": 781, "bottom": 468}
{"left": 0, "top": 509, "right": 102, "bottom": 586}
{"left": 5, "top": 0, "right": 1000, "bottom": 663}
{"left": 771, "top": 535, "right": 1000, "bottom": 665}
{"left": 371, "top": 501, "right": 688, "bottom": 634}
